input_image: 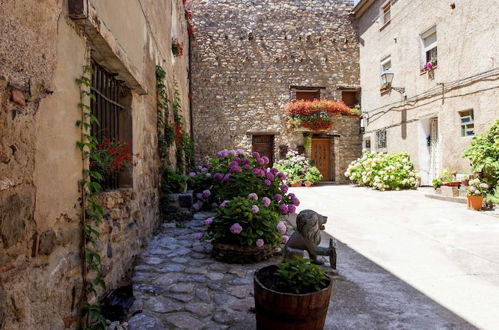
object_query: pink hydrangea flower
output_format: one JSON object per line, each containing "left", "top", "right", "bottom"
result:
{"left": 252, "top": 152, "right": 260, "bottom": 158}
{"left": 261, "top": 156, "right": 270, "bottom": 164}
{"left": 480, "top": 183, "right": 489, "bottom": 189}
{"left": 236, "top": 149, "right": 247, "bottom": 155}
{"left": 241, "top": 158, "right": 249, "bottom": 164}
{"left": 196, "top": 193, "right": 203, "bottom": 200}
{"left": 217, "top": 149, "right": 229, "bottom": 158}
{"left": 189, "top": 172, "right": 196, "bottom": 177}
{"left": 257, "top": 158, "right": 265, "bottom": 165}
{"left": 279, "top": 204, "right": 289, "bottom": 214}
{"left": 291, "top": 197, "right": 300, "bottom": 206}
{"left": 282, "top": 235, "right": 289, "bottom": 244}
{"left": 202, "top": 190, "right": 211, "bottom": 198}
{"left": 204, "top": 217, "right": 214, "bottom": 225}
{"left": 194, "top": 233, "right": 203, "bottom": 240}
{"left": 264, "top": 179, "right": 271, "bottom": 186}
{"left": 270, "top": 168, "right": 279, "bottom": 175}
{"left": 243, "top": 164, "right": 251, "bottom": 170}
{"left": 277, "top": 221, "right": 287, "bottom": 234}
{"left": 274, "top": 194, "right": 283, "bottom": 201}
{"left": 256, "top": 239, "right": 264, "bottom": 247}
{"left": 220, "top": 200, "right": 229, "bottom": 208}
{"left": 266, "top": 173, "right": 275, "bottom": 180}
{"left": 251, "top": 205, "right": 260, "bottom": 213}
{"left": 277, "top": 172, "right": 286, "bottom": 180}
{"left": 288, "top": 205, "right": 297, "bottom": 214}
{"left": 262, "top": 197, "right": 271, "bottom": 207}
{"left": 214, "top": 173, "right": 223, "bottom": 180}
{"left": 223, "top": 173, "right": 232, "bottom": 181}
{"left": 248, "top": 193, "right": 258, "bottom": 200}
{"left": 230, "top": 165, "right": 241, "bottom": 173}
{"left": 228, "top": 150, "right": 237, "bottom": 156}
{"left": 281, "top": 184, "right": 289, "bottom": 193}
{"left": 193, "top": 201, "right": 202, "bottom": 211}
{"left": 230, "top": 223, "right": 243, "bottom": 234}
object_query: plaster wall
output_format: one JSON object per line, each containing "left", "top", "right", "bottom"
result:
{"left": 356, "top": 0, "right": 499, "bottom": 184}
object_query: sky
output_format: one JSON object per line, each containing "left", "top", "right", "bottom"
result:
{"left": 354, "top": 0, "right": 360, "bottom": 4}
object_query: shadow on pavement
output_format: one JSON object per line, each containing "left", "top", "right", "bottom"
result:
{"left": 320, "top": 231, "right": 477, "bottom": 330}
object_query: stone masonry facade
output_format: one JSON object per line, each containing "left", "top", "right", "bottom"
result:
{"left": 0, "top": 0, "right": 190, "bottom": 329}
{"left": 190, "top": 0, "right": 361, "bottom": 182}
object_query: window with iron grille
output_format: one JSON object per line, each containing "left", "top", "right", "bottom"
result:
{"left": 90, "top": 60, "right": 132, "bottom": 190}
{"left": 376, "top": 129, "right": 387, "bottom": 149}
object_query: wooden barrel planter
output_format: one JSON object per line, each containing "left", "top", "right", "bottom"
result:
{"left": 254, "top": 265, "right": 332, "bottom": 330}
{"left": 212, "top": 242, "right": 274, "bottom": 264}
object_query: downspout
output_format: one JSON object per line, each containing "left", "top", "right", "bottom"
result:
{"left": 188, "top": 34, "right": 194, "bottom": 137}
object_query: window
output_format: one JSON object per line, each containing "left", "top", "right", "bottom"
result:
{"left": 91, "top": 60, "right": 132, "bottom": 190}
{"left": 342, "top": 91, "right": 358, "bottom": 107}
{"left": 364, "top": 138, "right": 372, "bottom": 151}
{"left": 420, "top": 26, "right": 437, "bottom": 69}
{"left": 376, "top": 129, "right": 387, "bottom": 148}
{"left": 381, "top": 1, "right": 391, "bottom": 26}
{"left": 296, "top": 90, "right": 320, "bottom": 101}
{"left": 459, "top": 110, "right": 475, "bottom": 137}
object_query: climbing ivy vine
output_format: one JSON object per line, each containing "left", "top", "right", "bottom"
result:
{"left": 75, "top": 66, "right": 106, "bottom": 329}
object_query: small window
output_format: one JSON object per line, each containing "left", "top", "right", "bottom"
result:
{"left": 342, "top": 91, "right": 358, "bottom": 107}
{"left": 364, "top": 138, "right": 372, "bottom": 151}
{"left": 376, "top": 129, "right": 387, "bottom": 148}
{"left": 459, "top": 110, "right": 475, "bottom": 137}
{"left": 420, "top": 26, "right": 437, "bottom": 70}
{"left": 381, "top": 1, "right": 391, "bottom": 26}
{"left": 296, "top": 90, "right": 320, "bottom": 101}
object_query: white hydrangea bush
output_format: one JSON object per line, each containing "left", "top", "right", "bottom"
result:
{"left": 345, "top": 151, "right": 419, "bottom": 191}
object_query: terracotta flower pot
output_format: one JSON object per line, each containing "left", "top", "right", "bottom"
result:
{"left": 467, "top": 195, "right": 484, "bottom": 210}
{"left": 304, "top": 181, "right": 313, "bottom": 187}
{"left": 291, "top": 182, "right": 302, "bottom": 187}
{"left": 254, "top": 265, "right": 332, "bottom": 330}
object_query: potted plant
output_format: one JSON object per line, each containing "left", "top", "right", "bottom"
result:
{"left": 254, "top": 257, "right": 332, "bottom": 329}
{"left": 304, "top": 166, "right": 323, "bottom": 187}
{"left": 467, "top": 178, "right": 488, "bottom": 210}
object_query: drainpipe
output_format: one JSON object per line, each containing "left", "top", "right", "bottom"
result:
{"left": 188, "top": 34, "right": 194, "bottom": 138}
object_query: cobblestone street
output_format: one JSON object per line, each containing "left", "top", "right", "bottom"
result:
{"left": 127, "top": 188, "right": 486, "bottom": 329}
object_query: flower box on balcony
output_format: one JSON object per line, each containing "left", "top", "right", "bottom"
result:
{"left": 284, "top": 99, "right": 359, "bottom": 132}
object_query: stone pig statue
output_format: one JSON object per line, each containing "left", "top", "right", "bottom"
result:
{"left": 284, "top": 209, "right": 337, "bottom": 269}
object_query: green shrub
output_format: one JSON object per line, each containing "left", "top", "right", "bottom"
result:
{"left": 275, "top": 257, "right": 328, "bottom": 294}
{"left": 161, "top": 168, "right": 188, "bottom": 194}
{"left": 463, "top": 119, "right": 499, "bottom": 189}
{"left": 304, "top": 166, "right": 323, "bottom": 183}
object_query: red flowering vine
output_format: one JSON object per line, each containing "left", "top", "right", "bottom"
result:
{"left": 91, "top": 137, "right": 139, "bottom": 174}
{"left": 172, "top": 38, "right": 184, "bottom": 57}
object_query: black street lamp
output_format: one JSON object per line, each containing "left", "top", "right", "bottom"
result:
{"left": 381, "top": 72, "right": 405, "bottom": 94}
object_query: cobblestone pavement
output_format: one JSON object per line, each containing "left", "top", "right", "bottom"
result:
{"left": 128, "top": 212, "right": 274, "bottom": 330}
{"left": 127, "top": 195, "right": 480, "bottom": 330}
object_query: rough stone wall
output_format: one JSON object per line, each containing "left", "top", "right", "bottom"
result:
{"left": 0, "top": 0, "right": 190, "bottom": 328}
{"left": 190, "top": 0, "right": 360, "bottom": 174}
{"left": 332, "top": 116, "right": 362, "bottom": 183}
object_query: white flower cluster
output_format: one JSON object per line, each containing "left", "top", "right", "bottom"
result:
{"left": 344, "top": 151, "right": 419, "bottom": 191}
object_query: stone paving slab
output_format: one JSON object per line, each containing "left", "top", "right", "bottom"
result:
{"left": 127, "top": 214, "right": 278, "bottom": 330}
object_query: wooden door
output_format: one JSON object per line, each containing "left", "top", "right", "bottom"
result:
{"left": 311, "top": 138, "right": 331, "bottom": 181}
{"left": 252, "top": 135, "right": 275, "bottom": 165}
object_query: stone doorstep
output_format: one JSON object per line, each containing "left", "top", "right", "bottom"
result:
{"left": 425, "top": 193, "right": 467, "bottom": 204}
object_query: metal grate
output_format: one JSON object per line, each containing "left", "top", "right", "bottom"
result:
{"left": 90, "top": 60, "right": 127, "bottom": 190}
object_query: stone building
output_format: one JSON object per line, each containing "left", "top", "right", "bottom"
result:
{"left": 190, "top": 0, "right": 361, "bottom": 182}
{"left": 354, "top": 0, "right": 499, "bottom": 185}
{"left": 0, "top": 0, "right": 191, "bottom": 328}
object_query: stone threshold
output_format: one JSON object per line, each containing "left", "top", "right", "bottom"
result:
{"left": 425, "top": 193, "right": 467, "bottom": 204}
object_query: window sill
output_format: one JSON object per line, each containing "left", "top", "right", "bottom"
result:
{"left": 379, "top": 20, "right": 391, "bottom": 31}
{"left": 420, "top": 65, "right": 438, "bottom": 75}
{"left": 380, "top": 88, "right": 390, "bottom": 95}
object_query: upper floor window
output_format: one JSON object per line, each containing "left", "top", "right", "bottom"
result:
{"left": 380, "top": 56, "right": 392, "bottom": 90}
{"left": 381, "top": 1, "right": 392, "bottom": 26}
{"left": 295, "top": 90, "right": 320, "bottom": 101}
{"left": 459, "top": 110, "right": 475, "bottom": 137}
{"left": 420, "top": 26, "right": 437, "bottom": 71}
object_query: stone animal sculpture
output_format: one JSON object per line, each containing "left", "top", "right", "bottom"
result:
{"left": 284, "top": 209, "right": 337, "bottom": 269}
